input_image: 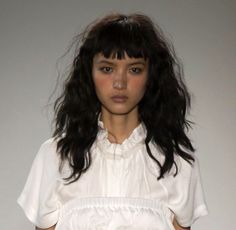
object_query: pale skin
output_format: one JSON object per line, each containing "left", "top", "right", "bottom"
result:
{"left": 35, "top": 52, "right": 190, "bottom": 230}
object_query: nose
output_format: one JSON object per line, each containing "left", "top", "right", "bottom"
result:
{"left": 112, "top": 70, "right": 127, "bottom": 90}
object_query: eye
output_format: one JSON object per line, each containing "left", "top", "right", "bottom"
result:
{"left": 130, "top": 67, "right": 143, "bottom": 74}
{"left": 99, "top": 66, "right": 113, "bottom": 73}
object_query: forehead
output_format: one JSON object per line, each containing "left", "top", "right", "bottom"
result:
{"left": 93, "top": 52, "right": 147, "bottom": 64}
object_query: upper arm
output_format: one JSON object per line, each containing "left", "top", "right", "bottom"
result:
{"left": 35, "top": 225, "right": 56, "bottom": 230}
{"left": 173, "top": 217, "right": 191, "bottom": 230}
{"left": 166, "top": 156, "right": 208, "bottom": 228}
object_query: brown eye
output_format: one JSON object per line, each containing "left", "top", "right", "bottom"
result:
{"left": 100, "top": 67, "right": 113, "bottom": 73}
{"left": 130, "top": 67, "right": 142, "bottom": 74}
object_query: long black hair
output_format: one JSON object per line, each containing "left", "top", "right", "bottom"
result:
{"left": 53, "top": 13, "right": 195, "bottom": 185}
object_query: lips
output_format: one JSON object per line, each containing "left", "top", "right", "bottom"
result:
{"left": 111, "top": 95, "right": 128, "bottom": 102}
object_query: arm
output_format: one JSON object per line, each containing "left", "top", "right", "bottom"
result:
{"left": 35, "top": 225, "right": 56, "bottom": 230}
{"left": 173, "top": 217, "right": 191, "bottom": 230}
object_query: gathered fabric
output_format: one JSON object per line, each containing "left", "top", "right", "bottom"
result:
{"left": 56, "top": 197, "right": 175, "bottom": 230}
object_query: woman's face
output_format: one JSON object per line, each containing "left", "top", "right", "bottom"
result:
{"left": 92, "top": 52, "right": 148, "bottom": 116}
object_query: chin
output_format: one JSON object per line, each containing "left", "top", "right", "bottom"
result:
{"left": 103, "top": 105, "right": 137, "bottom": 116}
{"left": 106, "top": 109, "right": 130, "bottom": 115}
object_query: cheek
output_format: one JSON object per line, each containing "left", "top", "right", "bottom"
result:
{"left": 93, "top": 76, "right": 111, "bottom": 95}
{"left": 131, "top": 78, "right": 147, "bottom": 95}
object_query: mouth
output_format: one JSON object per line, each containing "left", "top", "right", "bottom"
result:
{"left": 111, "top": 95, "right": 128, "bottom": 103}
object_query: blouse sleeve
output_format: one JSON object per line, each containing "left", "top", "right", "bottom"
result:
{"left": 17, "top": 138, "right": 61, "bottom": 229}
{"left": 163, "top": 155, "right": 209, "bottom": 228}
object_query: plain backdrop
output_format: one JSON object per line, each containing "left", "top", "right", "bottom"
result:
{"left": 1, "top": 0, "right": 235, "bottom": 229}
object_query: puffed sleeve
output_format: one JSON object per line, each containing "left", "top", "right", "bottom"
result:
{"left": 163, "top": 155, "right": 208, "bottom": 228}
{"left": 17, "top": 138, "right": 61, "bottom": 228}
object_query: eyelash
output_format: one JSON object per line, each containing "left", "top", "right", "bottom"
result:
{"left": 99, "top": 67, "right": 143, "bottom": 74}
{"left": 100, "top": 67, "right": 113, "bottom": 73}
{"left": 130, "top": 68, "right": 142, "bottom": 74}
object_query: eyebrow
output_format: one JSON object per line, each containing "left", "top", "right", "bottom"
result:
{"left": 95, "top": 60, "right": 146, "bottom": 66}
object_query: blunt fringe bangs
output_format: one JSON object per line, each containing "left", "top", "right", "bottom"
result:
{"left": 53, "top": 13, "right": 195, "bottom": 185}
{"left": 88, "top": 16, "right": 150, "bottom": 60}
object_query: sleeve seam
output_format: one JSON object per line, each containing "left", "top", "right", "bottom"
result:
{"left": 176, "top": 204, "right": 209, "bottom": 227}
{"left": 17, "top": 194, "right": 38, "bottom": 226}
{"left": 17, "top": 194, "right": 59, "bottom": 228}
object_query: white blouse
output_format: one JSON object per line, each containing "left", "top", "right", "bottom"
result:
{"left": 17, "top": 120, "right": 208, "bottom": 229}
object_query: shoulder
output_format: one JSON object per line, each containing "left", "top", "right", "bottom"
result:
{"left": 33, "top": 138, "right": 61, "bottom": 172}
{"left": 161, "top": 153, "right": 199, "bottom": 189}
{"left": 175, "top": 153, "right": 200, "bottom": 178}
{"left": 39, "top": 137, "right": 57, "bottom": 151}
{"left": 37, "top": 138, "right": 58, "bottom": 156}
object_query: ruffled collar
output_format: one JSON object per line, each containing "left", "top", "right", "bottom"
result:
{"left": 95, "top": 115, "right": 147, "bottom": 159}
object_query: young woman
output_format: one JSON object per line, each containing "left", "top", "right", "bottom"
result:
{"left": 17, "top": 13, "right": 208, "bottom": 230}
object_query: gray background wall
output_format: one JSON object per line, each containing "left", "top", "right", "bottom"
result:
{"left": 1, "top": 0, "right": 235, "bottom": 229}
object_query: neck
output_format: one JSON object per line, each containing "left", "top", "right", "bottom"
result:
{"left": 100, "top": 108, "right": 140, "bottom": 144}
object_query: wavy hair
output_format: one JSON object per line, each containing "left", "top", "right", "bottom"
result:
{"left": 53, "top": 13, "right": 195, "bottom": 185}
